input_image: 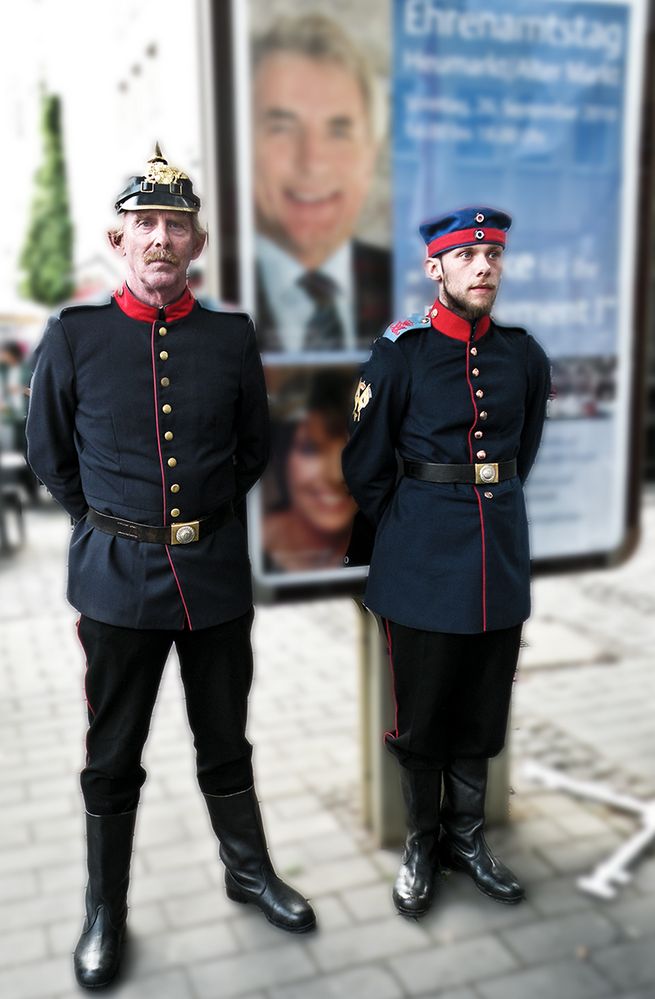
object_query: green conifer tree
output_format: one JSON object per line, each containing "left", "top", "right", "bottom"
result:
{"left": 19, "top": 93, "right": 74, "bottom": 304}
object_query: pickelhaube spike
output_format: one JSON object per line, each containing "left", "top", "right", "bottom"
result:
{"left": 114, "top": 144, "right": 201, "bottom": 214}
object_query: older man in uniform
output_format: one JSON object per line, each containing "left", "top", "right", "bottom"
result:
{"left": 27, "top": 147, "right": 315, "bottom": 989}
{"left": 342, "top": 208, "right": 550, "bottom": 917}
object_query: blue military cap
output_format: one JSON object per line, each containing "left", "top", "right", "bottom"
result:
{"left": 419, "top": 207, "right": 512, "bottom": 257}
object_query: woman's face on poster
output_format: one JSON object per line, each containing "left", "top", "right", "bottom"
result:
{"left": 286, "top": 410, "right": 357, "bottom": 533}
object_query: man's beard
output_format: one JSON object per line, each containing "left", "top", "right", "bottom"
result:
{"left": 440, "top": 275, "right": 497, "bottom": 320}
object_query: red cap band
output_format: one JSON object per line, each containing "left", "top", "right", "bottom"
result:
{"left": 427, "top": 227, "right": 507, "bottom": 258}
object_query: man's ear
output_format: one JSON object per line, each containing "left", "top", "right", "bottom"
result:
{"left": 424, "top": 256, "right": 442, "bottom": 283}
{"left": 190, "top": 233, "right": 207, "bottom": 261}
{"left": 107, "top": 228, "right": 124, "bottom": 255}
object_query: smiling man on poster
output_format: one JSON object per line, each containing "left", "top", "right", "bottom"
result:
{"left": 252, "top": 13, "right": 391, "bottom": 351}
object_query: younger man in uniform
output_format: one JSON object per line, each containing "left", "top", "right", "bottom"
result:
{"left": 343, "top": 208, "right": 550, "bottom": 917}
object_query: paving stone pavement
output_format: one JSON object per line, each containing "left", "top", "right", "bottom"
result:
{"left": 1, "top": 490, "right": 654, "bottom": 999}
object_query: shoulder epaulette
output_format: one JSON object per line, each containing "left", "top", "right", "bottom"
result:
{"left": 382, "top": 313, "right": 431, "bottom": 341}
{"left": 491, "top": 319, "right": 528, "bottom": 337}
{"left": 57, "top": 293, "right": 113, "bottom": 317}
{"left": 196, "top": 296, "right": 251, "bottom": 320}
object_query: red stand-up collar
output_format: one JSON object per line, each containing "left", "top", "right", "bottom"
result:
{"left": 430, "top": 298, "right": 490, "bottom": 342}
{"left": 113, "top": 282, "right": 196, "bottom": 322}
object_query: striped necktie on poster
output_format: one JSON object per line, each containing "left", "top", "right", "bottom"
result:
{"left": 298, "top": 271, "right": 345, "bottom": 350}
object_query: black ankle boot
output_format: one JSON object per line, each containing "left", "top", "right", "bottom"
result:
{"left": 440, "top": 758, "right": 524, "bottom": 904}
{"left": 73, "top": 809, "right": 137, "bottom": 988}
{"left": 204, "top": 787, "right": 316, "bottom": 933}
{"left": 393, "top": 767, "right": 442, "bottom": 918}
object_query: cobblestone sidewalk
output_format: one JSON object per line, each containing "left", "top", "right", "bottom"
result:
{"left": 1, "top": 492, "right": 654, "bottom": 999}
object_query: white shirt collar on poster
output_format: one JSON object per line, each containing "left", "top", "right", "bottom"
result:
{"left": 257, "top": 236, "right": 355, "bottom": 352}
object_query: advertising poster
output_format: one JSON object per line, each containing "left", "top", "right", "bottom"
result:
{"left": 393, "top": 0, "right": 648, "bottom": 560}
{"left": 239, "top": 1, "right": 392, "bottom": 591}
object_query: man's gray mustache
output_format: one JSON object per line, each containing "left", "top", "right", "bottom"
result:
{"left": 143, "top": 250, "right": 179, "bottom": 265}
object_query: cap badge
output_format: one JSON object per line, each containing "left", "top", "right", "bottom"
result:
{"left": 475, "top": 230, "right": 485, "bottom": 240}
{"left": 352, "top": 379, "right": 372, "bottom": 423}
{"left": 142, "top": 142, "right": 188, "bottom": 190}
{"left": 475, "top": 213, "right": 485, "bottom": 223}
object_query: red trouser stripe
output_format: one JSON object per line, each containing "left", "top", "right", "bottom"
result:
{"left": 383, "top": 618, "right": 400, "bottom": 742}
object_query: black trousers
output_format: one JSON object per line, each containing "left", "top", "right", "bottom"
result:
{"left": 77, "top": 609, "right": 255, "bottom": 815}
{"left": 383, "top": 619, "right": 522, "bottom": 770}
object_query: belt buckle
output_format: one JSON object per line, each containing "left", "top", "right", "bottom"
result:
{"left": 170, "top": 520, "right": 200, "bottom": 545}
{"left": 475, "top": 462, "right": 499, "bottom": 484}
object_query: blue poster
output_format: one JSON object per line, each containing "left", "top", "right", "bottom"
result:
{"left": 392, "top": 0, "right": 645, "bottom": 560}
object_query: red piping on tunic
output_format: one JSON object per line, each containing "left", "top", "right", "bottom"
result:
{"left": 473, "top": 486, "right": 488, "bottom": 632}
{"left": 150, "top": 321, "right": 168, "bottom": 517}
{"left": 149, "top": 318, "right": 193, "bottom": 630}
{"left": 465, "top": 342, "right": 488, "bottom": 632}
{"left": 165, "top": 547, "right": 193, "bottom": 629}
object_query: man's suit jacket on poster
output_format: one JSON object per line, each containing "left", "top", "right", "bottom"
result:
{"left": 255, "top": 240, "right": 391, "bottom": 352}
{"left": 27, "top": 284, "right": 269, "bottom": 631}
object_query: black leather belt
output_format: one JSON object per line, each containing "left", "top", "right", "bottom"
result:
{"left": 403, "top": 458, "right": 517, "bottom": 485}
{"left": 87, "top": 502, "right": 234, "bottom": 545}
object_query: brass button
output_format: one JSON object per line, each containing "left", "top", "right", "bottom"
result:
{"left": 164, "top": 431, "right": 174, "bottom": 441}
{"left": 470, "top": 346, "right": 478, "bottom": 356}
{"left": 167, "top": 457, "right": 177, "bottom": 468}
{"left": 479, "top": 411, "right": 488, "bottom": 420}
{"left": 476, "top": 389, "right": 484, "bottom": 398}
{"left": 162, "top": 404, "right": 172, "bottom": 414}
{"left": 170, "top": 508, "right": 180, "bottom": 518}
{"left": 484, "top": 491, "right": 493, "bottom": 499}
{"left": 160, "top": 377, "right": 170, "bottom": 387}
{"left": 474, "top": 430, "right": 483, "bottom": 439}
{"left": 159, "top": 327, "right": 167, "bottom": 336}
{"left": 431, "top": 308, "right": 438, "bottom": 318}
{"left": 472, "top": 368, "right": 480, "bottom": 377}
{"left": 159, "top": 350, "right": 168, "bottom": 360}
{"left": 170, "top": 483, "right": 180, "bottom": 493}
{"left": 477, "top": 450, "right": 487, "bottom": 459}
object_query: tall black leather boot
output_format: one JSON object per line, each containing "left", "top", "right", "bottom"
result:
{"left": 440, "top": 757, "right": 524, "bottom": 904}
{"left": 203, "top": 787, "right": 316, "bottom": 933}
{"left": 73, "top": 809, "right": 137, "bottom": 988}
{"left": 392, "top": 767, "right": 442, "bottom": 918}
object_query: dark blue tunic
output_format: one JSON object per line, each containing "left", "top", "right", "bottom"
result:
{"left": 26, "top": 287, "right": 269, "bottom": 631}
{"left": 342, "top": 303, "right": 550, "bottom": 634}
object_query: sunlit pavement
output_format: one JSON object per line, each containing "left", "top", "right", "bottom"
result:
{"left": 1, "top": 491, "right": 654, "bottom": 999}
